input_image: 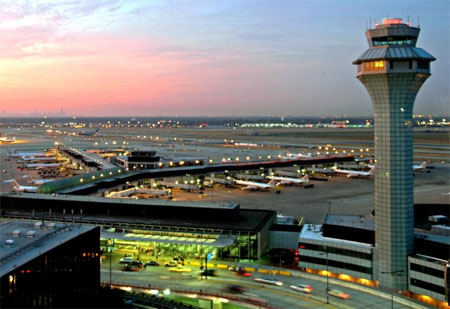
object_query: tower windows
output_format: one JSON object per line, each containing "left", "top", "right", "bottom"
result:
{"left": 417, "top": 61, "right": 430, "bottom": 70}
{"left": 363, "top": 61, "right": 385, "bottom": 71}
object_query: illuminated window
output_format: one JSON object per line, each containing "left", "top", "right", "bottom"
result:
{"left": 363, "top": 61, "right": 384, "bottom": 71}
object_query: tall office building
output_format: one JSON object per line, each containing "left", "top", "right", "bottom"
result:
{"left": 353, "top": 18, "right": 435, "bottom": 289}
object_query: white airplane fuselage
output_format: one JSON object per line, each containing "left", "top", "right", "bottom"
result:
{"left": 267, "top": 175, "right": 309, "bottom": 185}
{"left": 234, "top": 179, "right": 274, "bottom": 190}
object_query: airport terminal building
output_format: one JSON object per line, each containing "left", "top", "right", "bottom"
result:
{"left": 298, "top": 207, "right": 450, "bottom": 307}
{"left": 0, "top": 193, "right": 277, "bottom": 262}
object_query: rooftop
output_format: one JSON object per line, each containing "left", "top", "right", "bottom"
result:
{"left": 0, "top": 220, "right": 96, "bottom": 277}
{"left": 299, "top": 224, "right": 373, "bottom": 248}
{"left": 3, "top": 192, "right": 238, "bottom": 210}
{"left": 323, "top": 214, "right": 375, "bottom": 231}
{"left": 353, "top": 46, "right": 435, "bottom": 64}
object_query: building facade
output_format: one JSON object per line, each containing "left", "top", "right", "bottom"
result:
{"left": 0, "top": 221, "right": 100, "bottom": 308}
{"left": 353, "top": 17, "right": 435, "bottom": 289}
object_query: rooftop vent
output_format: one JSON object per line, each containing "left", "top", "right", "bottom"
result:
{"left": 34, "top": 222, "right": 43, "bottom": 228}
{"left": 5, "top": 239, "right": 15, "bottom": 246}
{"left": 12, "top": 230, "right": 21, "bottom": 237}
{"left": 27, "top": 231, "right": 36, "bottom": 238}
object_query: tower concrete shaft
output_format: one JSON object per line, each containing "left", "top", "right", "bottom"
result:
{"left": 353, "top": 18, "right": 435, "bottom": 290}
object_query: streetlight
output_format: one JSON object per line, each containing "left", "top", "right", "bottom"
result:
{"left": 319, "top": 246, "right": 329, "bottom": 304}
{"left": 279, "top": 251, "right": 284, "bottom": 268}
{"left": 380, "top": 270, "right": 404, "bottom": 309}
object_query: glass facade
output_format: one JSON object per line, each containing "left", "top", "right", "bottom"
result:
{"left": 372, "top": 36, "right": 417, "bottom": 46}
{"left": 100, "top": 229, "right": 259, "bottom": 261}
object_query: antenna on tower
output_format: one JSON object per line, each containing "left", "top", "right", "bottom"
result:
{"left": 417, "top": 16, "right": 420, "bottom": 28}
{"left": 407, "top": 14, "right": 410, "bottom": 25}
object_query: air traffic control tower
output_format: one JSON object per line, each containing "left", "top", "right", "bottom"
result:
{"left": 353, "top": 18, "right": 435, "bottom": 290}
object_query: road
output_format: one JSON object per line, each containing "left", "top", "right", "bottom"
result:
{"left": 101, "top": 255, "right": 422, "bottom": 308}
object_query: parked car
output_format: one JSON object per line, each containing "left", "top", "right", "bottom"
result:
{"left": 122, "top": 260, "right": 143, "bottom": 270}
{"left": 119, "top": 256, "right": 134, "bottom": 264}
{"left": 144, "top": 261, "right": 159, "bottom": 267}
{"left": 254, "top": 277, "right": 283, "bottom": 286}
{"left": 164, "top": 261, "right": 178, "bottom": 267}
{"left": 328, "top": 289, "right": 350, "bottom": 299}
{"left": 290, "top": 284, "right": 314, "bottom": 293}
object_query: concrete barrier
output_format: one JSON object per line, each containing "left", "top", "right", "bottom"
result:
{"left": 279, "top": 271, "right": 291, "bottom": 276}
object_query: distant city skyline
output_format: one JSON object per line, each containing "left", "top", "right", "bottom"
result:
{"left": 0, "top": 0, "right": 448, "bottom": 117}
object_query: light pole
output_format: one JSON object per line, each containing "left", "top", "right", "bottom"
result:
{"left": 109, "top": 243, "right": 112, "bottom": 287}
{"left": 279, "top": 251, "right": 284, "bottom": 268}
{"left": 380, "top": 270, "right": 404, "bottom": 309}
{"left": 319, "top": 246, "right": 329, "bottom": 304}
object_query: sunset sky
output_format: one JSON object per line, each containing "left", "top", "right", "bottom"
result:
{"left": 0, "top": 0, "right": 448, "bottom": 117}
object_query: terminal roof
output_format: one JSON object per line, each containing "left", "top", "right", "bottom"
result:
{"left": 324, "top": 214, "right": 375, "bottom": 231}
{"left": 4, "top": 192, "right": 238, "bottom": 210}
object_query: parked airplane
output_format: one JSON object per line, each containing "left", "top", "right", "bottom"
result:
{"left": 22, "top": 157, "right": 56, "bottom": 163}
{"left": 280, "top": 152, "right": 312, "bottom": 160}
{"left": 267, "top": 175, "right": 309, "bottom": 185}
{"left": 12, "top": 180, "right": 38, "bottom": 193}
{"left": 0, "top": 136, "right": 15, "bottom": 143}
{"left": 31, "top": 179, "right": 55, "bottom": 185}
{"left": 367, "top": 162, "right": 427, "bottom": 172}
{"left": 23, "top": 163, "right": 60, "bottom": 170}
{"left": 334, "top": 166, "right": 375, "bottom": 178}
{"left": 74, "top": 128, "right": 99, "bottom": 136}
{"left": 14, "top": 152, "right": 47, "bottom": 158}
{"left": 234, "top": 179, "right": 275, "bottom": 190}
{"left": 413, "top": 162, "right": 428, "bottom": 171}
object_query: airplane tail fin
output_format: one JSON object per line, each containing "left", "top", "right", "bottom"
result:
{"left": 368, "top": 165, "right": 376, "bottom": 173}
{"left": 420, "top": 162, "right": 427, "bottom": 168}
{"left": 11, "top": 179, "right": 19, "bottom": 189}
{"left": 302, "top": 175, "right": 309, "bottom": 181}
